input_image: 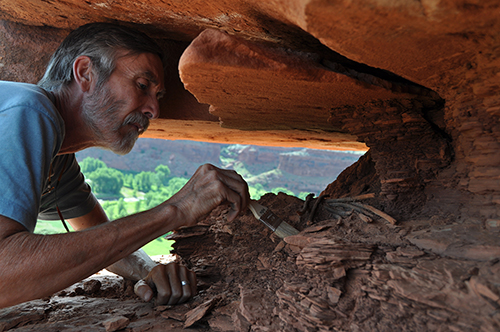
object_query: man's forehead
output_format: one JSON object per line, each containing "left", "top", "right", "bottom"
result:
{"left": 116, "top": 52, "right": 165, "bottom": 84}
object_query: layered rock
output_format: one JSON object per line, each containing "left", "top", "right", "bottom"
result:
{"left": 0, "top": 0, "right": 499, "bottom": 331}
{"left": 164, "top": 193, "right": 500, "bottom": 332}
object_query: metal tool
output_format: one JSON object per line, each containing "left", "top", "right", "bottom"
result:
{"left": 248, "top": 200, "right": 300, "bottom": 238}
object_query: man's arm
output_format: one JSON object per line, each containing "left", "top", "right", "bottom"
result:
{"left": 68, "top": 203, "right": 195, "bottom": 304}
{"left": 0, "top": 164, "right": 249, "bottom": 308}
{"left": 68, "top": 203, "right": 156, "bottom": 282}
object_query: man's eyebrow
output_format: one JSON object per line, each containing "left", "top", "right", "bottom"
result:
{"left": 157, "top": 90, "right": 166, "bottom": 99}
{"left": 143, "top": 71, "right": 159, "bottom": 85}
{"left": 143, "top": 71, "right": 166, "bottom": 97}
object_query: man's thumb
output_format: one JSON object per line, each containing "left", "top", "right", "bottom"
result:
{"left": 134, "top": 280, "right": 154, "bottom": 302}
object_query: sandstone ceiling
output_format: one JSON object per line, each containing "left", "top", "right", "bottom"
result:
{"left": 1, "top": 0, "right": 498, "bottom": 152}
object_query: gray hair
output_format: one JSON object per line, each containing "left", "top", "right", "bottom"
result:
{"left": 38, "top": 22, "right": 165, "bottom": 91}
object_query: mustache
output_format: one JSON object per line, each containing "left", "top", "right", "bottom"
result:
{"left": 124, "top": 112, "right": 150, "bottom": 134}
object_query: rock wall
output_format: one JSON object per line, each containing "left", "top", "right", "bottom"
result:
{"left": 0, "top": 0, "right": 499, "bottom": 331}
{"left": 168, "top": 192, "right": 500, "bottom": 332}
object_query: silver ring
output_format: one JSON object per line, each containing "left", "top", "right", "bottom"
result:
{"left": 181, "top": 281, "right": 189, "bottom": 286}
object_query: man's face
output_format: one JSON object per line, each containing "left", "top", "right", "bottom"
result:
{"left": 82, "top": 52, "right": 165, "bottom": 155}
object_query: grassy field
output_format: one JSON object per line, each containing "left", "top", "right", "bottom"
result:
{"left": 34, "top": 220, "right": 174, "bottom": 256}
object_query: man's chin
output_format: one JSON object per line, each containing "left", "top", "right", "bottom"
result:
{"left": 108, "top": 134, "right": 138, "bottom": 155}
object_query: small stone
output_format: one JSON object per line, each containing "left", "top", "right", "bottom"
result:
{"left": 83, "top": 279, "right": 102, "bottom": 295}
{"left": 185, "top": 297, "right": 218, "bottom": 328}
{"left": 327, "top": 286, "right": 342, "bottom": 304}
{"left": 287, "top": 244, "right": 302, "bottom": 254}
{"left": 284, "top": 235, "right": 310, "bottom": 248}
{"left": 103, "top": 316, "right": 130, "bottom": 332}
{"left": 274, "top": 241, "right": 286, "bottom": 252}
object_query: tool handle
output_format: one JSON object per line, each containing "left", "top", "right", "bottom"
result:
{"left": 249, "top": 200, "right": 267, "bottom": 219}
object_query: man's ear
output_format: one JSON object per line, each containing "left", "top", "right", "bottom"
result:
{"left": 73, "top": 56, "right": 94, "bottom": 93}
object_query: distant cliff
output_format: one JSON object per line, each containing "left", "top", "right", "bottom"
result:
{"left": 76, "top": 138, "right": 363, "bottom": 195}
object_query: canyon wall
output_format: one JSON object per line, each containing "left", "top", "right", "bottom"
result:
{"left": 0, "top": 1, "right": 499, "bottom": 331}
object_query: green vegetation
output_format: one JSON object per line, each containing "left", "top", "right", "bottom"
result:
{"left": 36, "top": 156, "right": 313, "bottom": 256}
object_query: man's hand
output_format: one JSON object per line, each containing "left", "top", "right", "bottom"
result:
{"left": 168, "top": 164, "right": 250, "bottom": 227}
{"left": 134, "top": 262, "right": 197, "bottom": 305}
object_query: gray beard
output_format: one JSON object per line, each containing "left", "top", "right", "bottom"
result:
{"left": 81, "top": 87, "right": 149, "bottom": 155}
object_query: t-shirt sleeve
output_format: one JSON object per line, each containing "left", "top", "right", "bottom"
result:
{"left": 0, "top": 100, "right": 63, "bottom": 232}
{"left": 38, "top": 154, "right": 98, "bottom": 221}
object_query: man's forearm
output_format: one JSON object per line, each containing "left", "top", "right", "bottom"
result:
{"left": 0, "top": 203, "right": 181, "bottom": 308}
{"left": 69, "top": 204, "right": 158, "bottom": 282}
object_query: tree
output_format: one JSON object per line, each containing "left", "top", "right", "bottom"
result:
{"left": 101, "top": 201, "right": 116, "bottom": 220}
{"left": 144, "top": 189, "right": 171, "bottom": 209}
{"left": 134, "top": 199, "right": 142, "bottom": 214}
{"left": 87, "top": 167, "right": 124, "bottom": 195}
{"left": 249, "top": 183, "right": 268, "bottom": 200}
{"left": 133, "top": 171, "right": 156, "bottom": 193}
{"left": 155, "top": 164, "right": 171, "bottom": 186}
{"left": 114, "top": 198, "right": 128, "bottom": 219}
{"left": 143, "top": 177, "right": 189, "bottom": 209}
{"left": 298, "top": 192, "right": 314, "bottom": 200}
{"left": 165, "top": 177, "right": 189, "bottom": 197}
{"left": 79, "top": 157, "right": 107, "bottom": 174}
{"left": 123, "top": 173, "right": 134, "bottom": 188}
{"left": 271, "top": 187, "right": 295, "bottom": 196}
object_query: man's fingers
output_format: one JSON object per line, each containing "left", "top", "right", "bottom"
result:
{"left": 222, "top": 186, "right": 247, "bottom": 222}
{"left": 172, "top": 164, "right": 250, "bottom": 226}
{"left": 188, "top": 268, "right": 197, "bottom": 297}
{"left": 165, "top": 263, "right": 183, "bottom": 305}
{"left": 218, "top": 168, "right": 249, "bottom": 194}
{"left": 138, "top": 263, "right": 198, "bottom": 306}
{"left": 134, "top": 280, "right": 154, "bottom": 302}
{"left": 178, "top": 266, "right": 195, "bottom": 304}
{"left": 210, "top": 168, "right": 250, "bottom": 221}
{"left": 151, "top": 265, "right": 174, "bottom": 305}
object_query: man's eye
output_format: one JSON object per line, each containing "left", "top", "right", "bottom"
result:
{"left": 138, "top": 82, "right": 148, "bottom": 90}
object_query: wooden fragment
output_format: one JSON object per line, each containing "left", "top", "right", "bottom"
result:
{"left": 351, "top": 202, "right": 397, "bottom": 225}
{"left": 161, "top": 310, "right": 186, "bottom": 321}
{"left": 284, "top": 234, "right": 317, "bottom": 249}
{"left": 328, "top": 193, "right": 376, "bottom": 202}
{"left": 357, "top": 212, "right": 373, "bottom": 223}
{"left": 166, "top": 226, "right": 209, "bottom": 240}
{"left": 325, "top": 197, "right": 397, "bottom": 225}
{"left": 327, "top": 286, "right": 342, "bottom": 304}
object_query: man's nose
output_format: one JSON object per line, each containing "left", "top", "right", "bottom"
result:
{"left": 142, "top": 96, "right": 160, "bottom": 119}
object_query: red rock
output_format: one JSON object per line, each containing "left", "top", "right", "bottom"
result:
{"left": 102, "top": 316, "right": 129, "bottom": 332}
{"left": 0, "top": 1, "right": 500, "bottom": 331}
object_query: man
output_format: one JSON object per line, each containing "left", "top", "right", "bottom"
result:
{"left": 0, "top": 23, "right": 250, "bottom": 308}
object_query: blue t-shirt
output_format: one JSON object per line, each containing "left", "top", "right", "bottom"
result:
{"left": 0, "top": 81, "right": 97, "bottom": 232}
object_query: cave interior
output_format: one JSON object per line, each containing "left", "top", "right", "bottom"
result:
{"left": 0, "top": 1, "right": 499, "bottom": 331}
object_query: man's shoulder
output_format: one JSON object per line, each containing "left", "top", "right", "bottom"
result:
{"left": 0, "top": 80, "right": 58, "bottom": 116}
{"left": 0, "top": 80, "right": 48, "bottom": 100}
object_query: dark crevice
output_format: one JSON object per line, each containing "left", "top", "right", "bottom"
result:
{"left": 248, "top": 10, "right": 442, "bottom": 100}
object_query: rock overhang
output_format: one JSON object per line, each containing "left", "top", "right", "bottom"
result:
{"left": 2, "top": 0, "right": 497, "bottom": 152}
{"left": 1, "top": 2, "right": 500, "bottom": 330}
{"left": 1, "top": 0, "right": 500, "bottom": 218}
